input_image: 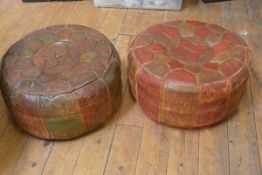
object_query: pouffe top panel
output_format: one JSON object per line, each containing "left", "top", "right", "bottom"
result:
{"left": 129, "top": 20, "right": 251, "bottom": 91}
{"left": 1, "top": 24, "right": 113, "bottom": 95}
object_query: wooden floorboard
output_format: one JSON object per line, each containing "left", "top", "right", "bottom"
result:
{"left": 0, "top": 0, "right": 261, "bottom": 174}
{"left": 242, "top": 0, "right": 262, "bottom": 172}
{"left": 223, "top": 2, "right": 261, "bottom": 175}
{"left": 104, "top": 124, "right": 143, "bottom": 175}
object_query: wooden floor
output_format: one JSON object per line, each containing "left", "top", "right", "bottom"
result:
{"left": 0, "top": 0, "right": 262, "bottom": 174}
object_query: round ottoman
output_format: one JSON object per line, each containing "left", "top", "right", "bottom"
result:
{"left": 128, "top": 20, "right": 251, "bottom": 128}
{"left": 0, "top": 25, "right": 122, "bottom": 139}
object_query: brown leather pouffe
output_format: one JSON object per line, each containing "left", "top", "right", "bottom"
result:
{"left": 128, "top": 20, "right": 251, "bottom": 128}
{"left": 0, "top": 25, "right": 122, "bottom": 139}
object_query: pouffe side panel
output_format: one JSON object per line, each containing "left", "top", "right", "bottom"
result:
{"left": 136, "top": 68, "right": 162, "bottom": 121}
{"left": 0, "top": 77, "right": 50, "bottom": 138}
{"left": 160, "top": 99, "right": 229, "bottom": 128}
{"left": 158, "top": 78, "right": 248, "bottom": 128}
{"left": 103, "top": 60, "right": 122, "bottom": 113}
{"left": 159, "top": 79, "right": 248, "bottom": 128}
{"left": 40, "top": 93, "right": 85, "bottom": 139}
{"left": 195, "top": 78, "right": 248, "bottom": 127}
{"left": 73, "top": 79, "right": 112, "bottom": 132}
{"left": 13, "top": 92, "right": 50, "bottom": 138}
{"left": 196, "top": 81, "right": 228, "bottom": 127}
{"left": 225, "top": 75, "right": 249, "bottom": 113}
{"left": 199, "top": 81, "right": 228, "bottom": 103}
{"left": 202, "top": 67, "right": 249, "bottom": 127}
{"left": 226, "top": 66, "right": 249, "bottom": 107}
{"left": 160, "top": 80, "right": 199, "bottom": 127}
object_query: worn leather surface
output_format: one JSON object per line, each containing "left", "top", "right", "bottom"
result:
{"left": 0, "top": 25, "right": 122, "bottom": 139}
{"left": 128, "top": 20, "right": 251, "bottom": 128}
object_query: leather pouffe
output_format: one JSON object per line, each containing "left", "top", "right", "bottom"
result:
{"left": 0, "top": 25, "right": 122, "bottom": 139}
{"left": 128, "top": 20, "right": 251, "bottom": 128}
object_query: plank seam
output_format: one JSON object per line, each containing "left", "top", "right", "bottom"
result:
{"left": 71, "top": 138, "right": 85, "bottom": 175}
{"left": 102, "top": 124, "right": 117, "bottom": 175}
{"left": 197, "top": 130, "right": 200, "bottom": 175}
{"left": 220, "top": 7, "right": 230, "bottom": 175}
{"left": 248, "top": 78, "right": 262, "bottom": 174}
{"left": 65, "top": 1, "right": 78, "bottom": 24}
{"left": 116, "top": 123, "right": 143, "bottom": 129}
{"left": 227, "top": 121, "right": 231, "bottom": 175}
{"left": 132, "top": 126, "right": 144, "bottom": 175}
{"left": 118, "top": 33, "right": 135, "bottom": 37}
{"left": 45, "top": 2, "right": 61, "bottom": 25}
{"left": 10, "top": 136, "right": 29, "bottom": 175}
{"left": 40, "top": 142, "right": 55, "bottom": 175}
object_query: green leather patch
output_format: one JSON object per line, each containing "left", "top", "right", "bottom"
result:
{"left": 18, "top": 49, "right": 34, "bottom": 57}
{"left": 40, "top": 94, "right": 85, "bottom": 139}
{"left": 40, "top": 33, "right": 55, "bottom": 45}
{"left": 46, "top": 112, "right": 85, "bottom": 139}
{"left": 80, "top": 50, "right": 98, "bottom": 62}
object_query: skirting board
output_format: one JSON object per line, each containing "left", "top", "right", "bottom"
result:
{"left": 94, "top": 0, "right": 183, "bottom": 10}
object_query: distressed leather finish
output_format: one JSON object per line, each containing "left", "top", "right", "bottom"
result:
{"left": 128, "top": 20, "right": 251, "bottom": 128}
{"left": 0, "top": 25, "right": 122, "bottom": 139}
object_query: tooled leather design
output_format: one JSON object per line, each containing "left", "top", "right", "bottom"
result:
{"left": 1, "top": 24, "right": 119, "bottom": 95}
{"left": 0, "top": 25, "right": 122, "bottom": 139}
{"left": 128, "top": 20, "right": 250, "bottom": 128}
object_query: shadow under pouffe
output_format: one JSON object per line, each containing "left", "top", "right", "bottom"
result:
{"left": 128, "top": 20, "right": 251, "bottom": 128}
{"left": 0, "top": 25, "right": 122, "bottom": 140}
